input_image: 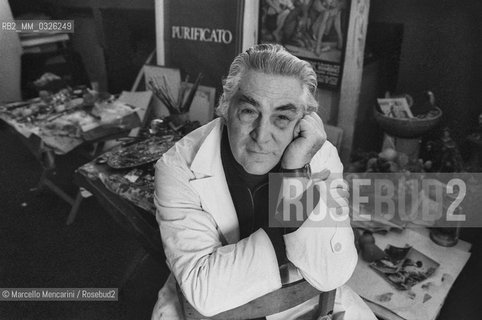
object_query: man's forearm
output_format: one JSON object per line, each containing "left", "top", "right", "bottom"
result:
{"left": 284, "top": 225, "right": 357, "bottom": 291}
{"left": 169, "top": 229, "right": 282, "bottom": 316}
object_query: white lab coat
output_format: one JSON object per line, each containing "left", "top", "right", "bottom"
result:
{"left": 151, "top": 118, "right": 374, "bottom": 320}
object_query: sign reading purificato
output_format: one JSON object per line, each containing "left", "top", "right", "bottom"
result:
{"left": 156, "top": 0, "right": 259, "bottom": 96}
{"left": 171, "top": 26, "right": 233, "bottom": 44}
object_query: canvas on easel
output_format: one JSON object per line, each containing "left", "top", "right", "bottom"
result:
{"left": 183, "top": 84, "right": 216, "bottom": 125}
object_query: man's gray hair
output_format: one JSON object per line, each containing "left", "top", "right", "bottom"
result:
{"left": 216, "top": 44, "right": 319, "bottom": 120}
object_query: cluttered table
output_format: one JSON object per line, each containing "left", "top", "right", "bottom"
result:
{"left": 0, "top": 78, "right": 145, "bottom": 221}
{"left": 349, "top": 227, "right": 471, "bottom": 320}
{"left": 0, "top": 86, "right": 141, "bottom": 155}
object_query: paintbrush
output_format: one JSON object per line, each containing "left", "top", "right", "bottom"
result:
{"left": 181, "top": 73, "right": 203, "bottom": 113}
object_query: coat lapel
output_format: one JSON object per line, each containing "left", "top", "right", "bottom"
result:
{"left": 189, "top": 119, "right": 240, "bottom": 245}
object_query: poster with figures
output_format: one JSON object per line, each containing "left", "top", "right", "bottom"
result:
{"left": 259, "top": 0, "right": 351, "bottom": 89}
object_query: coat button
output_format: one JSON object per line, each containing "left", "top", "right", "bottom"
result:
{"left": 333, "top": 242, "right": 342, "bottom": 252}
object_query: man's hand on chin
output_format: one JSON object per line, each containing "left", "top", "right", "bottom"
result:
{"left": 281, "top": 112, "right": 327, "bottom": 169}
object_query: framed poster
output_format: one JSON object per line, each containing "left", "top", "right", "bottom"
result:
{"left": 259, "top": 0, "right": 351, "bottom": 90}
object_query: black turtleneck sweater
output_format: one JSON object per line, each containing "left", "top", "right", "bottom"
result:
{"left": 220, "top": 127, "right": 288, "bottom": 267}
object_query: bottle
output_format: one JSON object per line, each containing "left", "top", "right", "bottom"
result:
{"left": 439, "top": 128, "right": 464, "bottom": 172}
{"left": 430, "top": 205, "right": 462, "bottom": 247}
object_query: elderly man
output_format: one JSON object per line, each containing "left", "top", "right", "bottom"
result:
{"left": 151, "top": 44, "right": 375, "bottom": 320}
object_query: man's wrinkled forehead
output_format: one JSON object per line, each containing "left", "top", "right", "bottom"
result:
{"left": 232, "top": 74, "right": 308, "bottom": 114}
{"left": 235, "top": 92, "right": 303, "bottom": 115}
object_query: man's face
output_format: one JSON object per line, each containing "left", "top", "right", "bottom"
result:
{"left": 226, "top": 70, "right": 307, "bottom": 175}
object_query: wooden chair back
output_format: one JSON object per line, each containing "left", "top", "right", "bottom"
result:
{"left": 179, "top": 280, "right": 336, "bottom": 320}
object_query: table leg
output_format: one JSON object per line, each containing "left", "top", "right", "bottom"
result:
{"left": 41, "top": 178, "right": 75, "bottom": 205}
{"left": 118, "top": 248, "right": 150, "bottom": 293}
{"left": 36, "top": 149, "right": 75, "bottom": 206}
{"left": 66, "top": 190, "right": 84, "bottom": 225}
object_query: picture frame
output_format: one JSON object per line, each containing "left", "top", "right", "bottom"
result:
{"left": 259, "top": 0, "right": 351, "bottom": 90}
{"left": 377, "top": 97, "right": 414, "bottom": 118}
